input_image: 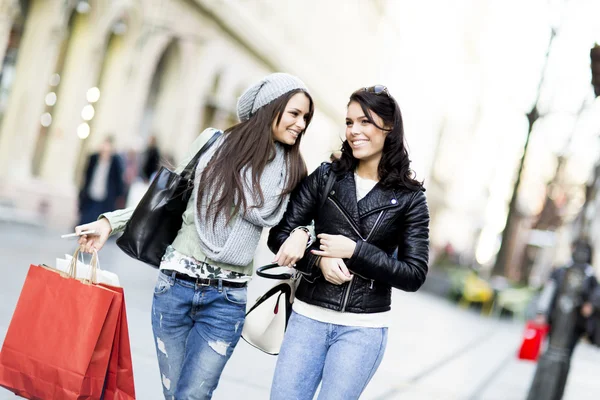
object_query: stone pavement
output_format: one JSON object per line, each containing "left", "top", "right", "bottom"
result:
{"left": 0, "top": 222, "right": 599, "bottom": 399}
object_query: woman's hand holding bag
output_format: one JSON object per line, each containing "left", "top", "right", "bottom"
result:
{"left": 76, "top": 218, "right": 112, "bottom": 253}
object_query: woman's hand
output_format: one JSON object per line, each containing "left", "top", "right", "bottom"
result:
{"left": 318, "top": 257, "right": 353, "bottom": 285}
{"left": 76, "top": 218, "right": 112, "bottom": 253}
{"left": 311, "top": 234, "right": 357, "bottom": 259}
{"left": 273, "top": 229, "right": 310, "bottom": 267}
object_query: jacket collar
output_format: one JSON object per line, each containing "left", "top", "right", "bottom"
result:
{"left": 332, "top": 171, "right": 400, "bottom": 221}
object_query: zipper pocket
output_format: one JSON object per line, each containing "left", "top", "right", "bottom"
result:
{"left": 341, "top": 278, "right": 354, "bottom": 312}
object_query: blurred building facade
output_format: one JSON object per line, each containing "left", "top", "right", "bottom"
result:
{"left": 2, "top": 0, "right": 599, "bottom": 282}
{"left": 0, "top": 0, "right": 386, "bottom": 229}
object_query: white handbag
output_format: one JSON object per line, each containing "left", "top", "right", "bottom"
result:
{"left": 242, "top": 264, "right": 299, "bottom": 355}
{"left": 242, "top": 172, "right": 335, "bottom": 355}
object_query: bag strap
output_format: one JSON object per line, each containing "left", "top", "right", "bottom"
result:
{"left": 181, "top": 130, "right": 223, "bottom": 180}
{"left": 319, "top": 168, "right": 336, "bottom": 210}
{"left": 256, "top": 263, "right": 294, "bottom": 280}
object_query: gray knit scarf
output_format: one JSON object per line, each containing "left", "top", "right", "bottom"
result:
{"left": 193, "top": 134, "right": 290, "bottom": 266}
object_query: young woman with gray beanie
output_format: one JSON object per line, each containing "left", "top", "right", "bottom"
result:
{"left": 76, "top": 72, "right": 315, "bottom": 399}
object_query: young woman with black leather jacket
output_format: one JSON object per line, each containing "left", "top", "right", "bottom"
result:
{"left": 268, "top": 85, "right": 430, "bottom": 400}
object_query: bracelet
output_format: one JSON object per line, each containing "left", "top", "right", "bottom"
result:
{"left": 291, "top": 226, "right": 313, "bottom": 248}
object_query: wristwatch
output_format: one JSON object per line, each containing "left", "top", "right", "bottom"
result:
{"left": 291, "top": 226, "right": 314, "bottom": 248}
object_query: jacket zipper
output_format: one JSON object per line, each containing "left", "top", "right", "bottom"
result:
{"left": 328, "top": 197, "right": 365, "bottom": 240}
{"left": 326, "top": 196, "right": 362, "bottom": 311}
{"left": 337, "top": 209, "right": 385, "bottom": 312}
{"left": 365, "top": 211, "right": 385, "bottom": 242}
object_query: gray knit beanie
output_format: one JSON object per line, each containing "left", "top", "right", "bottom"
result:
{"left": 236, "top": 73, "right": 308, "bottom": 122}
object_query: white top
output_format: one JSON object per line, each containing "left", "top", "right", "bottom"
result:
{"left": 88, "top": 158, "right": 110, "bottom": 201}
{"left": 354, "top": 172, "right": 378, "bottom": 200}
{"left": 293, "top": 172, "right": 391, "bottom": 328}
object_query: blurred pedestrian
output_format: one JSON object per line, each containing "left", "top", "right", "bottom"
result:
{"left": 116, "top": 146, "right": 140, "bottom": 209}
{"left": 123, "top": 147, "right": 140, "bottom": 190}
{"left": 78, "top": 136, "right": 124, "bottom": 226}
{"left": 535, "top": 239, "right": 597, "bottom": 355}
{"left": 75, "top": 73, "right": 315, "bottom": 399}
{"left": 141, "top": 135, "right": 161, "bottom": 182}
{"left": 268, "top": 85, "right": 430, "bottom": 399}
{"left": 529, "top": 239, "right": 598, "bottom": 400}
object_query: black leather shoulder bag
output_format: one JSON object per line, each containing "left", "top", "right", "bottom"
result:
{"left": 116, "top": 131, "right": 222, "bottom": 267}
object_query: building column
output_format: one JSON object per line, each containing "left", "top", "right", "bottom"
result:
{"left": 0, "top": 0, "right": 66, "bottom": 181}
{"left": 149, "top": 40, "right": 184, "bottom": 161}
{"left": 78, "top": 0, "right": 143, "bottom": 154}
{"left": 39, "top": 10, "right": 106, "bottom": 186}
{"left": 0, "top": 0, "right": 19, "bottom": 64}
{"left": 86, "top": 32, "right": 130, "bottom": 152}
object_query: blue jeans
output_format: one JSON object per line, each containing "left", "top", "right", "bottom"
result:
{"left": 271, "top": 311, "right": 388, "bottom": 400}
{"left": 151, "top": 271, "right": 247, "bottom": 399}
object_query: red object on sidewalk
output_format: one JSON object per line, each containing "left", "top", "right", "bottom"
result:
{"left": 517, "top": 321, "right": 549, "bottom": 361}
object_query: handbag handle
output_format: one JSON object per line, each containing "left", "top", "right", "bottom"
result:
{"left": 181, "top": 130, "right": 222, "bottom": 180}
{"left": 68, "top": 247, "right": 99, "bottom": 283}
{"left": 256, "top": 263, "right": 294, "bottom": 280}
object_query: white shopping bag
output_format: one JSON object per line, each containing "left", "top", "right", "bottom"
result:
{"left": 55, "top": 253, "right": 120, "bottom": 287}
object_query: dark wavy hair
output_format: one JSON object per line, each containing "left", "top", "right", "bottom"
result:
{"left": 332, "top": 88, "right": 423, "bottom": 191}
{"left": 197, "top": 89, "right": 314, "bottom": 223}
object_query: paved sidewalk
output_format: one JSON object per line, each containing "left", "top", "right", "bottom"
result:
{"left": 0, "top": 223, "right": 599, "bottom": 399}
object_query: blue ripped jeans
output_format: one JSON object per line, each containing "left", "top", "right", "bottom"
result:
{"left": 151, "top": 271, "right": 247, "bottom": 399}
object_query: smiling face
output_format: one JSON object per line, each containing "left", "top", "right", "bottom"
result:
{"left": 345, "top": 101, "right": 388, "bottom": 164}
{"left": 272, "top": 92, "right": 311, "bottom": 145}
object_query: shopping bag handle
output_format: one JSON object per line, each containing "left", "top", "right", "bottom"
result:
{"left": 68, "top": 247, "right": 99, "bottom": 283}
{"left": 256, "top": 263, "right": 294, "bottom": 280}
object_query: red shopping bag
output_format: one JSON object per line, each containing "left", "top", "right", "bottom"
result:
{"left": 0, "top": 264, "right": 121, "bottom": 399}
{"left": 517, "top": 321, "right": 549, "bottom": 361}
{"left": 101, "top": 284, "right": 136, "bottom": 400}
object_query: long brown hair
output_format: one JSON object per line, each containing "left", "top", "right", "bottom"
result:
{"left": 197, "top": 89, "right": 314, "bottom": 223}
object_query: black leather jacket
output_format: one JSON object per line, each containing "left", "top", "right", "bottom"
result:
{"left": 268, "top": 163, "right": 430, "bottom": 314}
